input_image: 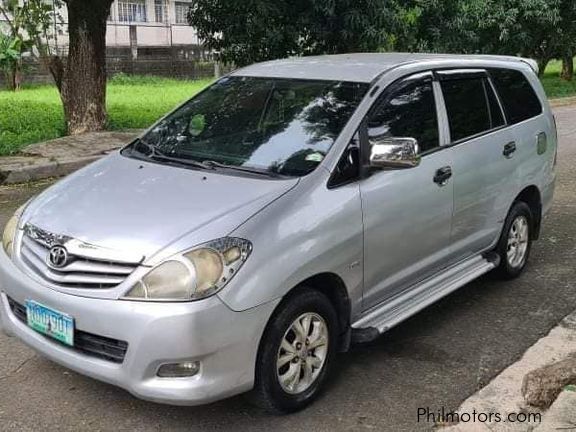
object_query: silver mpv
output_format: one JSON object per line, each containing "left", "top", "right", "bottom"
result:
{"left": 0, "top": 53, "right": 556, "bottom": 413}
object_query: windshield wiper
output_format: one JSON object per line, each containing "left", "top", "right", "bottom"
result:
{"left": 131, "top": 139, "right": 281, "bottom": 177}
{"left": 132, "top": 138, "right": 213, "bottom": 171}
{"left": 149, "top": 152, "right": 213, "bottom": 171}
{"left": 202, "top": 160, "right": 281, "bottom": 178}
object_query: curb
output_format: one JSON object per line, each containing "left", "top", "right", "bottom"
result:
{"left": 0, "top": 156, "right": 101, "bottom": 185}
{"left": 443, "top": 310, "right": 576, "bottom": 431}
{"left": 549, "top": 96, "right": 576, "bottom": 108}
{"left": 0, "top": 131, "right": 141, "bottom": 186}
{"left": 533, "top": 389, "right": 576, "bottom": 431}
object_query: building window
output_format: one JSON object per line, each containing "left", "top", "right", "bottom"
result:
{"left": 154, "top": 0, "right": 168, "bottom": 23}
{"left": 174, "top": 2, "right": 190, "bottom": 24}
{"left": 118, "top": 0, "right": 147, "bottom": 23}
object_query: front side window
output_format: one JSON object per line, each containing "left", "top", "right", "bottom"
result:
{"left": 118, "top": 0, "right": 147, "bottom": 22}
{"left": 490, "top": 69, "right": 542, "bottom": 124}
{"left": 132, "top": 77, "right": 368, "bottom": 177}
{"left": 441, "top": 77, "right": 496, "bottom": 142}
{"left": 368, "top": 75, "right": 439, "bottom": 153}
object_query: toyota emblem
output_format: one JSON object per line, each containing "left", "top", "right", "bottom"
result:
{"left": 48, "top": 245, "right": 68, "bottom": 268}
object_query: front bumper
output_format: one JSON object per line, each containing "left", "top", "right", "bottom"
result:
{"left": 0, "top": 248, "right": 278, "bottom": 406}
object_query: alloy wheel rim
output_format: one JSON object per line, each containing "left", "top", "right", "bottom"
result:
{"left": 276, "top": 312, "right": 329, "bottom": 395}
{"left": 507, "top": 215, "right": 529, "bottom": 268}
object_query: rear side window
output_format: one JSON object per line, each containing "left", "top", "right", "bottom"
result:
{"left": 490, "top": 69, "right": 542, "bottom": 124}
{"left": 441, "top": 78, "right": 494, "bottom": 142}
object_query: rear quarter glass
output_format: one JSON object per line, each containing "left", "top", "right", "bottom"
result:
{"left": 489, "top": 69, "right": 543, "bottom": 124}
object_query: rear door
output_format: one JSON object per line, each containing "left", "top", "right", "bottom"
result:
{"left": 438, "top": 69, "right": 517, "bottom": 259}
{"left": 489, "top": 68, "right": 551, "bottom": 214}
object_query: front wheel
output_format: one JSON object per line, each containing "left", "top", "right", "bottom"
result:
{"left": 494, "top": 201, "right": 533, "bottom": 279}
{"left": 250, "top": 289, "right": 338, "bottom": 413}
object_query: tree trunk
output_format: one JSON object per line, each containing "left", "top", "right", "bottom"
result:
{"left": 46, "top": 55, "right": 65, "bottom": 92}
{"left": 537, "top": 57, "right": 550, "bottom": 77}
{"left": 60, "top": 0, "right": 113, "bottom": 135}
{"left": 11, "top": 60, "right": 22, "bottom": 91}
{"left": 561, "top": 55, "right": 574, "bottom": 81}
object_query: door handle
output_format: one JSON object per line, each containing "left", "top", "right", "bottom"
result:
{"left": 433, "top": 166, "right": 452, "bottom": 186}
{"left": 503, "top": 141, "right": 517, "bottom": 158}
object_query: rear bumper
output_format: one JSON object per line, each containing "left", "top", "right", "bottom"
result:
{"left": 0, "top": 248, "right": 278, "bottom": 406}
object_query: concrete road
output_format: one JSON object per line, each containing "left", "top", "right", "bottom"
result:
{"left": 0, "top": 106, "right": 575, "bottom": 432}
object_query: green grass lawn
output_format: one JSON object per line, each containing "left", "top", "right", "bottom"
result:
{"left": 541, "top": 59, "right": 576, "bottom": 99}
{"left": 0, "top": 62, "right": 575, "bottom": 156}
{"left": 0, "top": 75, "right": 212, "bottom": 155}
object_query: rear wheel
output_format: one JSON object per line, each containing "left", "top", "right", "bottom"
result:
{"left": 494, "top": 201, "right": 533, "bottom": 279}
{"left": 250, "top": 289, "right": 338, "bottom": 414}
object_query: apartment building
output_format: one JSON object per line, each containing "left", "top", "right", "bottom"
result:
{"left": 1, "top": 0, "right": 200, "bottom": 50}
{"left": 107, "top": 0, "right": 200, "bottom": 49}
{"left": 0, "top": 0, "right": 214, "bottom": 84}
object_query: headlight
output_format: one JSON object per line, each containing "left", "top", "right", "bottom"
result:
{"left": 3, "top": 203, "right": 27, "bottom": 257}
{"left": 123, "top": 237, "right": 252, "bottom": 301}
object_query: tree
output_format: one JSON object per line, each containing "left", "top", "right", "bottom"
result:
{"left": 397, "top": 0, "right": 478, "bottom": 53}
{"left": 0, "top": 33, "right": 22, "bottom": 90}
{"left": 54, "top": 0, "right": 114, "bottom": 134}
{"left": 403, "top": 0, "right": 562, "bottom": 75}
{"left": 556, "top": 0, "right": 576, "bottom": 81}
{"left": 187, "top": 0, "right": 409, "bottom": 66}
{"left": 0, "top": 0, "right": 113, "bottom": 134}
{"left": 0, "top": 0, "right": 38, "bottom": 91}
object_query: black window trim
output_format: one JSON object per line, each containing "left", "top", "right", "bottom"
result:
{"left": 363, "top": 71, "right": 442, "bottom": 155}
{"left": 487, "top": 67, "right": 544, "bottom": 125}
{"left": 435, "top": 69, "right": 511, "bottom": 147}
{"left": 484, "top": 73, "right": 509, "bottom": 126}
{"left": 328, "top": 71, "right": 443, "bottom": 188}
{"left": 326, "top": 133, "right": 362, "bottom": 189}
{"left": 425, "top": 67, "right": 545, "bottom": 153}
{"left": 326, "top": 65, "right": 544, "bottom": 188}
{"left": 435, "top": 68, "right": 488, "bottom": 81}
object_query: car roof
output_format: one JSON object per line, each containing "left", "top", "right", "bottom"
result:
{"left": 231, "top": 53, "right": 537, "bottom": 83}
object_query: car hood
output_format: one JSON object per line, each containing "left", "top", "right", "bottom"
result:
{"left": 22, "top": 153, "right": 299, "bottom": 262}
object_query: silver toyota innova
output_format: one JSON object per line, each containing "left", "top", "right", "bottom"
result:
{"left": 0, "top": 53, "right": 556, "bottom": 413}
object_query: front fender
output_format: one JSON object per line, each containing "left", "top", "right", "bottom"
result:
{"left": 217, "top": 171, "right": 364, "bottom": 320}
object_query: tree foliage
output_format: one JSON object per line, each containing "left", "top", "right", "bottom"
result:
{"left": 188, "top": 0, "right": 576, "bottom": 80}
{"left": 0, "top": 0, "right": 65, "bottom": 89}
{"left": 188, "top": 0, "right": 412, "bottom": 66}
{"left": 0, "top": 33, "right": 21, "bottom": 88}
{"left": 405, "top": 0, "right": 572, "bottom": 75}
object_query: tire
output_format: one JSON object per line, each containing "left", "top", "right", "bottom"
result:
{"left": 250, "top": 289, "right": 338, "bottom": 414}
{"left": 494, "top": 201, "right": 534, "bottom": 279}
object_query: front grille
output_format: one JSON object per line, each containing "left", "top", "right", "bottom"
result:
{"left": 8, "top": 297, "right": 129, "bottom": 364}
{"left": 19, "top": 228, "right": 140, "bottom": 289}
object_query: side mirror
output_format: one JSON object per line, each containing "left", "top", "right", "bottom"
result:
{"left": 369, "top": 137, "right": 421, "bottom": 169}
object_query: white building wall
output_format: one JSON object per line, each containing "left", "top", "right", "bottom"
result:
{"left": 1, "top": 0, "right": 200, "bottom": 49}
{"left": 106, "top": 0, "right": 198, "bottom": 47}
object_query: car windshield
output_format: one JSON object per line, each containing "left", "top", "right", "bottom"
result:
{"left": 132, "top": 76, "right": 368, "bottom": 177}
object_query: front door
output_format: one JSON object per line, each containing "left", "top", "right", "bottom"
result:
{"left": 359, "top": 72, "right": 454, "bottom": 310}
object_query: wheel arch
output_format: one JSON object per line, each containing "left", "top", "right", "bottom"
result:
{"left": 513, "top": 185, "right": 542, "bottom": 240}
{"left": 262, "top": 272, "right": 352, "bottom": 354}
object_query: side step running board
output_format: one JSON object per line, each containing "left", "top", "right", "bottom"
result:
{"left": 351, "top": 253, "right": 499, "bottom": 342}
